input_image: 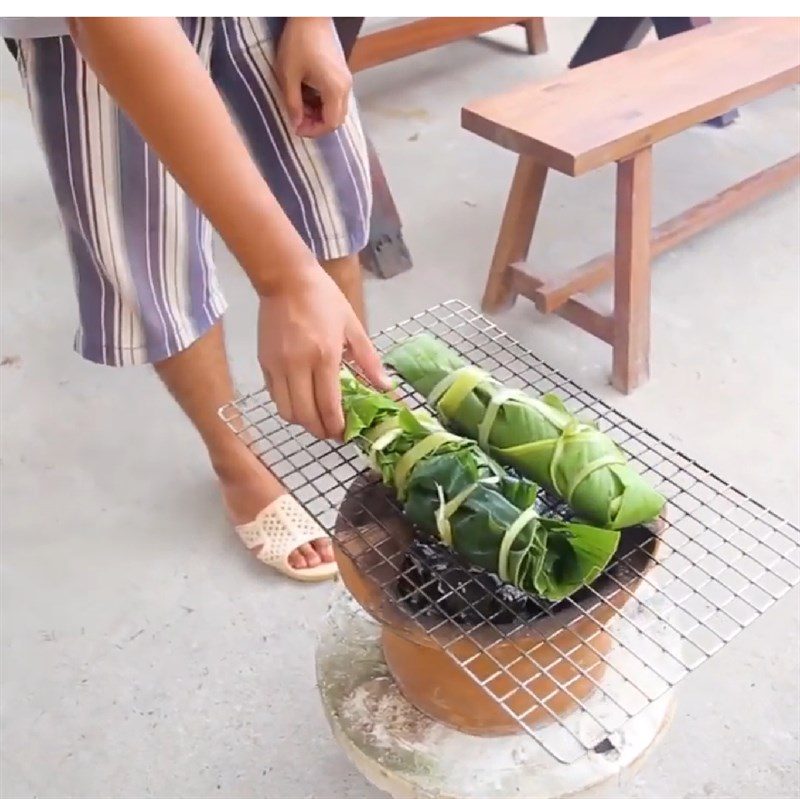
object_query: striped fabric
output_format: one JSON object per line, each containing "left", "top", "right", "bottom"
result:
{"left": 0, "top": 18, "right": 69, "bottom": 39}
{"left": 10, "top": 17, "right": 372, "bottom": 366}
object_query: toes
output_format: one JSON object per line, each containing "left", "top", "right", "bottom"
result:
{"left": 298, "top": 542, "right": 321, "bottom": 568}
{"left": 247, "top": 535, "right": 332, "bottom": 572}
{"left": 312, "top": 537, "right": 335, "bottom": 563}
{"left": 287, "top": 548, "right": 307, "bottom": 569}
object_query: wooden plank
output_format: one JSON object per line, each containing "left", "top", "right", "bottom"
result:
{"left": 481, "top": 156, "right": 548, "bottom": 313}
{"left": 651, "top": 17, "right": 739, "bottom": 127}
{"left": 511, "top": 265, "right": 614, "bottom": 343}
{"left": 569, "top": 18, "right": 737, "bottom": 127}
{"left": 533, "top": 250, "right": 616, "bottom": 314}
{"left": 349, "top": 17, "right": 529, "bottom": 72}
{"left": 462, "top": 18, "right": 800, "bottom": 176}
{"left": 534, "top": 154, "right": 800, "bottom": 313}
{"left": 612, "top": 149, "right": 653, "bottom": 393}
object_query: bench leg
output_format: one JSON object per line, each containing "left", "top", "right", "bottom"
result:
{"left": 482, "top": 156, "right": 548, "bottom": 313}
{"left": 612, "top": 148, "right": 653, "bottom": 393}
{"left": 520, "top": 18, "right": 548, "bottom": 55}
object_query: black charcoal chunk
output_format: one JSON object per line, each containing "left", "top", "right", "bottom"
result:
{"left": 395, "top": 488, "right": 575, "bottom": 625}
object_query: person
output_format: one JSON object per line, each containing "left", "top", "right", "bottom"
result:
{"left": 2, "top": 17, "right": 392, "bottom": 581}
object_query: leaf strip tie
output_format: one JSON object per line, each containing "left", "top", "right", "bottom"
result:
{"left": 477, "top": 387, "right": 527, "bottom": 449}
{"left": 498, "top": 504, "right": 540, "bottom": 582}
{"left": 435, "top": 482, "right": 478, "bottom": 546}
{"left": 394, "top": 431, "right": 462, "bottom": 499}
{"left": 564, "top": 453, "right": 627, "bottom": 503}
{"left": 365, "top": 417, "right": 404, "bottom": 469}
{"left": 428, "top": 366, "right": 486, "bottom": 417}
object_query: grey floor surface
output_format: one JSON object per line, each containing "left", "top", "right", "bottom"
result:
{"left": 1, "top": 19, "right": 798, "bottom": 799}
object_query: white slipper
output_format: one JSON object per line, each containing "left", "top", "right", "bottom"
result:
{"left": 235, "top": 494, "right": 338, "bottom": 583}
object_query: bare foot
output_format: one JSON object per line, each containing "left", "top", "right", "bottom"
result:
{"left": 216, "top": 448, "right": 333, "bottom": 569}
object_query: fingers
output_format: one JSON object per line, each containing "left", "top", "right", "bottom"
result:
{"left": 295, "top": 114, "right": 324, "bottom": 139}
{"left": 313, "top": 353, "right": 345, "bottom": 440}
{"left": 258, "top": 289, "right": 379, "bottom": 442}
{"left": 297, "top": 77, "right": 351, "bottom": 138}
{"left": 345, "top": 317, "right": 392, "bottom": 391}
{"left": 320, "top": 81, "right": 349, "bottom": 134}
{"left": 287, "top": 365, "right": 327, "bottom": 440}
{"left": 268, "top": 371, "right": 295, "bottom": 426}
{"left": 279, "top": 72, "right": 305, "bottom": 132}
{"left": 271, "top": 346, "right": 343, "bottom": 441}
{"left": 295, "top": 83, "right": 323, "bottom": 137}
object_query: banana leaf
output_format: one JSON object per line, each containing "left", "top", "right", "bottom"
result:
{"left": 384, "top": 335, "right": 665, "bottom": 530}
{"left": 341, "top": 369, "right": 620, "bottom": 601}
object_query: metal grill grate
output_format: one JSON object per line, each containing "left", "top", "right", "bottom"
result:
{"left": 220, "top": 299, "right": 800, "bottom": 763}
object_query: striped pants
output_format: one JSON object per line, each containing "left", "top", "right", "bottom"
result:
{"left": 10, "top": 18, "right": 372, "bottom": 366}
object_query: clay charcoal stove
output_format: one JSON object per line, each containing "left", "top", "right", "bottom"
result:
{"left": 221, "top": 300, "right": 799, "bottom": 794}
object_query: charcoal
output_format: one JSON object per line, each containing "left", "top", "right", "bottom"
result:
{"left": 397, "top": 536, "right": 554, "bottom": 625}
{"left": 395, "top": 488, "right": 566, "bottom": 625}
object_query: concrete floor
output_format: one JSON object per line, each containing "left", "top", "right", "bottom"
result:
{"left": 1, "top": 19, "right": 798, "bottom": 799}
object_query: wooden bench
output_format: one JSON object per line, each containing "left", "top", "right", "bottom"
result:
{"left": 348, "top": 18, "right": 548, "bottom": 72}
{"left": 462, "top": 17, "right": 800, "bottom": 392}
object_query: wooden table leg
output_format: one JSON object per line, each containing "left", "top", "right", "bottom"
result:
{"left": 651, "top": 17, "right": 710, "bottom": 38}
{"left": 360, "top": 137, "right": 413, "bottom": 279}
{"left": 612, "top": 148, "right": 653, "bottom": 393}
{"left": 569, "top": 17, "right": 651, "bottom": 68}
{"left": 335, "top": 17, "right": 414, "bottom": 279}
{"left": 482, "top": 156, "right": 548, "bottom": 313}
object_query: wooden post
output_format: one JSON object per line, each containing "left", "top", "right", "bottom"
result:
{"left": 612, "top": 149, "right": 653, "bottom": 393}
{"left": 482, "top": 156, "right": 548, "bottom": 313}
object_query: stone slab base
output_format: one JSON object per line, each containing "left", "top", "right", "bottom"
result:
{"left": 316, "top": 586, "right": 674, "bottom": 799}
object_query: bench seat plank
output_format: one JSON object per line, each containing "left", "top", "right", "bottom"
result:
{"left": 462, "top": 18, "right": 800, "bottom": 176}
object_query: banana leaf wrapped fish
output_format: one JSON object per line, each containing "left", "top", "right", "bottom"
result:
{"left": 384, "top": 335, "right": 665, "bottom": 530}
{"left": 341, "top": 369, "right": 620, "bottom": 601}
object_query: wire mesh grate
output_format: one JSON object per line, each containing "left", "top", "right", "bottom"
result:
{"left": 220, "top": 299, "right": 799, "bottom": 763}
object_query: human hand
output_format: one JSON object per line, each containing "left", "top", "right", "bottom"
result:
{"left": 275, "top": 17, "right": 352, "bottom": 138}
{"left": 258, "top": 265, "right": 391, "bottom": 440}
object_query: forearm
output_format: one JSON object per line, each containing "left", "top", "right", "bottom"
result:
{"left": 69, "top": 17, "right": 315, "bottom": 294}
